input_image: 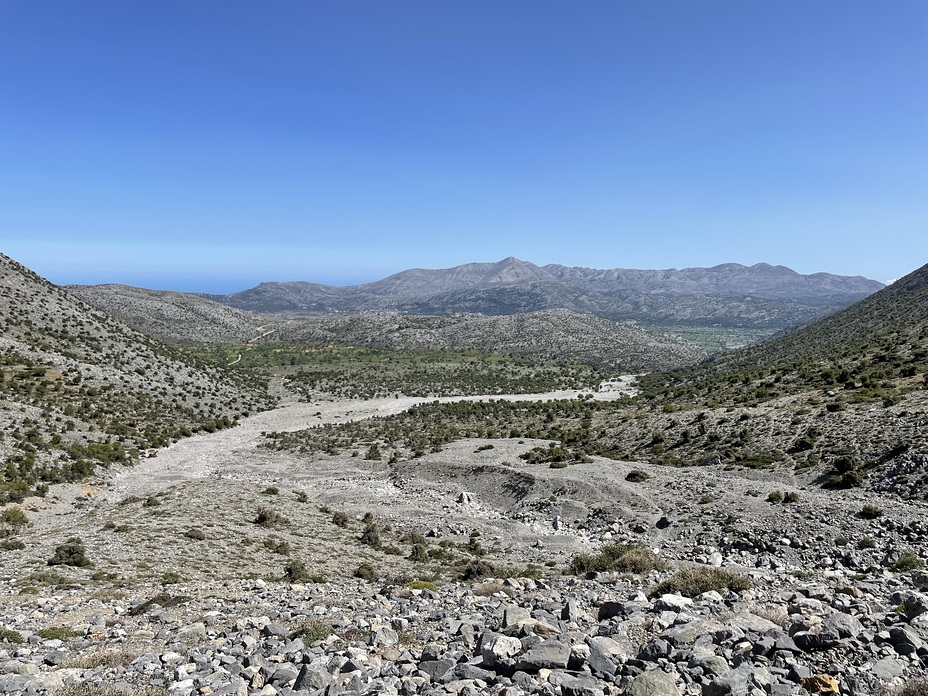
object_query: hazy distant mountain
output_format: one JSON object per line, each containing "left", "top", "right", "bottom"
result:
{"left": 207, "top": 257, "right": 883, "bottom": 329}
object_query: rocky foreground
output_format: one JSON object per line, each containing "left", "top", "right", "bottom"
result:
{"left": 1, "top": 554, "right": 927, "bottom": 696}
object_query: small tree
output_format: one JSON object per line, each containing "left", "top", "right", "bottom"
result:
{"left": 0, "top": 507, "right": 28, "bottom": 537}
{"left": 48, "top": 538, "right": 91, "bottom": 567}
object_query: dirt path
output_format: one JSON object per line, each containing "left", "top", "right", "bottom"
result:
{"left": 111, "top": 384, "right": 637, "bottom": 496}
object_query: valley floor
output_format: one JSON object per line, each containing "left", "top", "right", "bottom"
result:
{"left": 1, "top": 382, "right": 927, "bottom": 695}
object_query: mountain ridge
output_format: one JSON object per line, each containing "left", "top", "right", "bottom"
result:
{"left": 195, "top": 258, "right": 882, "bottom": 329}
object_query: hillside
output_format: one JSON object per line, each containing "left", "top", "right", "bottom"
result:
{"left": 66, "top": 283, "right": 264, "bottom": 344}
{"left": 278, "top": 309, "right": 707, "bottom": 372}
{"left": 209, "top": 257, "right": 882, "bottom": 330}
{"left": 0, "top": 253, "right": 273, "bottom": 500}
{"left": 643, "top": 261, "right": 928, "bottom": 405}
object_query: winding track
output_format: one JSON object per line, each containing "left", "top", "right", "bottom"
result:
{"left": 112, "top": 385, "right": 636, "bottom": 496}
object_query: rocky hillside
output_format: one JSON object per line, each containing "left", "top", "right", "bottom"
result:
{"left": 643, "top": 261, "right": 928, "bottom": 404}
{"left": 68, "top": 287, "right": 707, "bottom": 371}
{"left": 279, "top": 309, "right": 707, "bottom": 372}
{"left": 0, "top": 253, "right": 273, "bottom": 499}
{"left": 209, "top": 257, "right": 882, "bottom": 330}
{"left": 66, "top": 284, "right": 264, "bottom": 344}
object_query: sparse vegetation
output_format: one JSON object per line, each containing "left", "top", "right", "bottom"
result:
{"left": 649, "top": 565, "right": 752, "bottom": 597}
{"left": 569, "top": 543, "right": 668, "bottom": 576}
{"left": 48, "top": 537, "right": 91, "bottom": 567}
{"left": 255, "top": 506, "right": 285, "bottom": 527}
{"left": 858, "top": 504, "right": 884, "bottom": 520}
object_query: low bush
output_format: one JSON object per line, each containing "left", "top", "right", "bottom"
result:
{"left": 255, "top": 507, "right": 285, "bottom": 527}
{"left": 283, "top": 559, "right": 319, "bottom": 583}
{"left": 289, "top": 618, "right": 331, "bottom": 643}
{"left": 892, "top": 551, "right": 925, "bottom": 572}
{"left": 858, "top": 504, "right": 884, "bottom": 519}
{"left": 359, "top": 523, "right": 381, "bottom": 548}
{"left": 0, "top": 628, "right": 23, "bottom": 644}
{"left": 48, "top": 538, "right": 91, "bottom": 567}
{"left": 355, "top": 562, "right": 378, "bottom": 581}
{"left": 37, "top": 626, "right": 81, "bottom": 640}
{"left": 625, "top": 470, "right": 650, "bottom": 482}
{"left": 649, "top": 565, "right": 751, "bottom": 597}
{"left": 569, "top": 543, "right": 668, "bottom": 576}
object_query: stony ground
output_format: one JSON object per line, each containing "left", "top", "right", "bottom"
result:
{"left": 1, "top": 382, "right": 928, "bottom": 695}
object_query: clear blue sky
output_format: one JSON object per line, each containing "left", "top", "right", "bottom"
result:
{"left": 2, "top": 1, "right": 926, "bottom": 292}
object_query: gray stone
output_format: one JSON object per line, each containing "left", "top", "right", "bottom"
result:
{"left": 627, "top": 669, "right": 681, "bottom": 696}
{"left": 871, "top": 657, "right": 906, "bottom": 681}
{"left": 704, "top": 663, "right": 756, "bottom": 696}
{"left": 481, "top": 632, "right": 522, "bottom": 668}
{"left": 503, "top": 606, "right": 532, "bottom": 628}
{"left": 514, "top": 639, "right": 571, "bottom": 671}
{"left": 262, "top": 623, "right": 289, "bottom": 639}
{"left": 822, "top": 612, "right": 863, "bottom": 639}
{"left": 555, "top": 673, "right": 606, "bottom": 696}
{"left": 587, "top": 636, "right": 629, "bottom": 676}
{"left": 890, "top": 625, "right": 924, "bottom": 655}
{"left": 598, "top": 602, "right": 624, "bottom": 621}
{"left": 688, "top": 653, "right": 730, "bottom": 678}
{"left": 418, "top": 658, "right": 455, "bottom": 681}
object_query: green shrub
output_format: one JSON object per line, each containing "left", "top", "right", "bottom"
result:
{"left": 37, "top": 626, "right": 81, "bottom": 640}
{"left": 283, "top": 559, "right": 316, "bottom": 582}
{"left": 289, "top": 618, "right": 331, "bottom": 643}
{"left": 294, "top": 491, "right": 309, "bottom": 503}
{"left": 625, "top": 470, "right": 650, "bottom": 482}
{"left": 782, "top": 491, "right": 800, "bottom": 504}
{"left": 264, "top": 537, "right": 292, "bottom": 555}
{"left": 458, "top": 558, "right": 497, "bottom": 581}
{"left": 409, "top": 543, "right": 429, "bottom": 562}
{"left": 649, "top": 565, "right": 751, "bottom": 597}
{"left": 331, "top": 511, "right": 350, "bottom": 528}
{"left": 406, "top": 580, "right": 438, "bottom": 592}
{"left": 858, "top": 536, "right": 876, "bottom": 549}
{"left": 161, "top": 572, "right": 182, "bottom": 585}
{"left": 858, "top": 504, "right": 884, "bottom": 519}
{"left": 569, "top": 543, "right": 668, "bottom": 576}
{"left": 892, "top": 551, "right": 925, "bottom": 572}
{"left": 48, "top": 538, "right": 91, "bottom": 567}
{"left": 0, "top": 506, "right": 28, "bottom": 536}
{"left": 355, "top": 562, "right": 378, "bottom": 581}
{"left": 255, "top": 507, "right": 285, "bottom": 527}
{"left": 261, "top": 486, "right": 280, "bottom": 495}
{"left": 359, "top": 523, "right": 381, "bottom": 548}
{"left": 766, "top": 491, "right": 783, "bottom": 503}
{"left": 0, "top": 628, "right": 23, "bottom": 644}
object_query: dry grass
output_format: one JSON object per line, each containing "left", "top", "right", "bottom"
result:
{"left": 64, "top": 649, "right": 139, "bottom": 669}
{"left": 56, "top": 686, "right": 168, "bottom": 696}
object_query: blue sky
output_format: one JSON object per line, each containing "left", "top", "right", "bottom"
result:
{"left": 1, "top": 1, "right": 926, "bottom": 292}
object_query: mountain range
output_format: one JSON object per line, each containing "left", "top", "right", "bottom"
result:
{"left": 202, "top": 257, "right": 883, "bottom": 329}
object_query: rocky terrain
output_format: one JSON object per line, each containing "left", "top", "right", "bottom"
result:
{"left": 65, "top": 286, "right": 263, "bottom": 345}
{"left": 2, "top": 385, "right": 928, "bottom": 695}
{"left": 0, "top": 253, "right": 272, "bottom": 499}
{"left": 66, "top": 288, "right": 707, "bottom": 372}
{"left": 0, "top": 253, "right": 925, "bottom": 696}
{"left": 204, "top": 257, "right": 883, "bottom": 330}
{"left": 276, "top": 310, "right": 706, "bottom": 372}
